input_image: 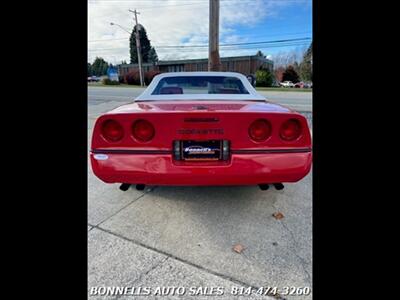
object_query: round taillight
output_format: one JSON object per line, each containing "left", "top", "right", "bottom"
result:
{"left": 101, "top": 119, "right": 124, "bottom": 142}
{"left": 280, "top": 119, "right": 302, "bottom": 141}
{"left": 132, "top": 119, "right": 155, "bottom": 142}
{"left": 249, "top": 119, "right": 272, "bottom": 142}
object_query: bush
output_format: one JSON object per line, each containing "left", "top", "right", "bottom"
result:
{"left": 282, "top": 65, "right": 300, "bottom": 83}
{"left": 102, "top": 78, "right": 120, "bottom": 85}
{"left": 255, "top": 69, "right": 273, "bottom": 87}
{"left": 118, "top": 75, "right": 125, "bottom": 84}
{"left": 124, "top": 70, "right": 161, "bottom": 85}
{"left": 124, "top": 70, "right": 141, "bottom": 85}
{"left": 144, "top": 70, "right": 161, "bottom": 85}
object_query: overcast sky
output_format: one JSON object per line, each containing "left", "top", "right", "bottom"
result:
{"left": 88, "top": 0, "right": 312, "bottom": 64}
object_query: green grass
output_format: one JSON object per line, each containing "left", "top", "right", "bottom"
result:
{"left": 88, "top": 82, "right": 142, "bottom": 88}
{"left": 255, "top": 87, "right": 312, "bottom": 92}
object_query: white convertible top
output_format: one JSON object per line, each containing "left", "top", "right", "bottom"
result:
{"left": 135, "top": 71, "right": 266, "bottom": 101}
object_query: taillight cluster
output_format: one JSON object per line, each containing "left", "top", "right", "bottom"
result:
{"left": 100, "top": 119, "right": 155, "bottom": 143}
{"left": 248, "top": 119, "right": 272, "bottom": 142}
{"left": 101, "top": 120, "right": 124, "bottom": 142}
{"left": 279, "top": 119, "right": 302, "bottom": 141}
{"left": 132, "top": 119, "right": 155, "bottom": 142}
{"left": 248, "top": 118, "right": 302, "bottom": 142}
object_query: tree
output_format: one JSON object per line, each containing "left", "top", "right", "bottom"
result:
{"left": 129, "top": 25, "right": 158, "bottom": 64}
{"left": 148, "top": 47, "right": 158, "bottom": 63}
{"left": 255, "top": 68, "right": 273, "bottom": 87}
{"left": 91, "top": 57, "right": 109, "bottom": 76}
{"left": 274, "top": 66, "right": 285, "bottom": 83}
{"left": 282, "top": 65, "right": 300, "bottom": 83}
{"left": 299, "top": 42, "right": 312, "bottom": 82}
{"left": 273, "top": 49, "right": 303, "bottom": 68}
{"left": 256, "top": 50, "right": 265, "bottom": 57}
{"left": 292, "top": 61, "right": 300, "bottom": 75}
{"left": 87, "top": 63, "right": 92, "bottom": 76}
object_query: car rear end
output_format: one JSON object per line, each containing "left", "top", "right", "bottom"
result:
{"left": 90, "top": 101, "right": 312, "bottom": 187}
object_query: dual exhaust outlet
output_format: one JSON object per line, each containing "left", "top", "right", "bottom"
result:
{"left": 119, "top": 183, "right": 284, "bottom": 191}
{"left": 258, "top": 183, "right": 284, "bottom": 191}
{"left": 119, "top": 183, "right": 145, "bottom": 191}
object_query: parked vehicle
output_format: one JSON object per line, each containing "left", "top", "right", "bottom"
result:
{"left": 90, "top": 72, "right": 312, "bottom": 191}
{"left": 88, "top": 76, "right": 100, "bottom": 82}
{"left": 279, "top": 81, "right": 294, "bottom": 88}
{"left": 294, "top": 82, "right": 305, "bottom": 88}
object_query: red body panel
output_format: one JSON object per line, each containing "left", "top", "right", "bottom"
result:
{"left": 91, "top": 153, "right": 312, "bottom": 185}
{"left": 90, "top": 100, "right": 312, "bottom": 186}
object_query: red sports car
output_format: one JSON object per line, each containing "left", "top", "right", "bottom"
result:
{"left": 90, "top": 72, "right": 312, "bottom": 191}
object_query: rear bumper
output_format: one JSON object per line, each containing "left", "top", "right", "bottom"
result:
{"left": 90, "top": 151, "right": 312, "bottom": 186}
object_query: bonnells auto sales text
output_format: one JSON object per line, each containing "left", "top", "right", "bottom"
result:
{"left": 90, "top": 286, "right": 311, "bottom": 296}
{"left": 90, "top": 286, "right": 223, "bottom": 296}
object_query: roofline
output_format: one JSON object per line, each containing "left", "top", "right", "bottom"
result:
{"left": 157, "top": 55, "right": 272, "bottom": 65}
{"left": 118, "top": 54, "right": 273, "bottom": 67}
{"left": 117, "top": 62, "right": 156, "bottom": 67}
{"left": 148, "top": 71, "right": 247, "bottom": 77}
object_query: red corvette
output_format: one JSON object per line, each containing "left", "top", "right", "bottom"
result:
{"left": 90, "top": 72, "right": 312, "bottom": 191}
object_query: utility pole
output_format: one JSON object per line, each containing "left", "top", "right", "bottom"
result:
{"left": 129, "top": 9, "right": 144, "bottom": 86}
{"left": 208, "top": 0, "right": 221, "bottom": 71}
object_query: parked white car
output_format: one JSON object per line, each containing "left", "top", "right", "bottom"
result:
{"left": 279, "top": 81, "right": 295, "bottom": 88}
{"left": 88, "top": 76, "right": 100, "bottom": 82}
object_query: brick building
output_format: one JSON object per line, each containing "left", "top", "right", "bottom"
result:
{"left": 117, "top": 54, "right": 273, "bottom": 77}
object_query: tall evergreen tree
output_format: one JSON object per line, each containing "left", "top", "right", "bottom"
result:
{"left": 129, "top": 25, "right": 158, "bottom": 64}
{"left": 91, "top": 57, "right": 109, "bottom": 76}
{"left": 87, "top": 63, "right": 92, "bottom": 76}
{"left": 148, "top": 47, "right": 158, "bottom": 63}
{"left": 299, "top": 42, "right": 312, "bottom": 82}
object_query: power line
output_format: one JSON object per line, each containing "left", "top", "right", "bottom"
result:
{"left": 88, "top": 30, "right": 311, "bottom": 43}
{"left": 88, "top": 37, "right": 311, "bottom": 51}
{"left": 155, "top": 41, "right": 310, "bottom": 53}
{"left": 89, "top": 37, "right": 128, "bottom": 42}
{"left": 157, "top": 37, "right": 311, "bottom": 48}
{"left": 88, "top": 40, "right": 311, "bottom": 53}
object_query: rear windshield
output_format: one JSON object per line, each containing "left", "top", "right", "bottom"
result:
{"left": 151, "top": 76, "right": 250, "bottom": 95}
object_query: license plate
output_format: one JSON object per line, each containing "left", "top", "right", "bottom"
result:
{"left": 181, "top": 140, "right": 223, "bottom": 161}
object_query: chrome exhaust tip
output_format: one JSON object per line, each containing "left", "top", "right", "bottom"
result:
{"left": 273, "top": 183, "right": 284, "bottom": 190}
{"left": 119, "top": 183, "right": 131, "bottom": 191}
{"left": 136, "top": 184, "right": 146, "bottom": 191}
{"left": 258, "top": 184, "right": 270, "bottom": 190}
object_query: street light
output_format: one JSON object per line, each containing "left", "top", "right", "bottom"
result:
{"left": 110, "top": 22, "right": 131, "bottom": 34}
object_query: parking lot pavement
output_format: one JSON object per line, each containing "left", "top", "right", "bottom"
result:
{"left": 89, "top": 176, "right": 312, "bottom": 300}
{"left": 89, "top": 228, "right": 276, "bottom": 300}
{"left": 88, "top": 86, "right": 312, "bottom": 112}
{"left": 88, "top": 95, "right": 312, "bottom": 300}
